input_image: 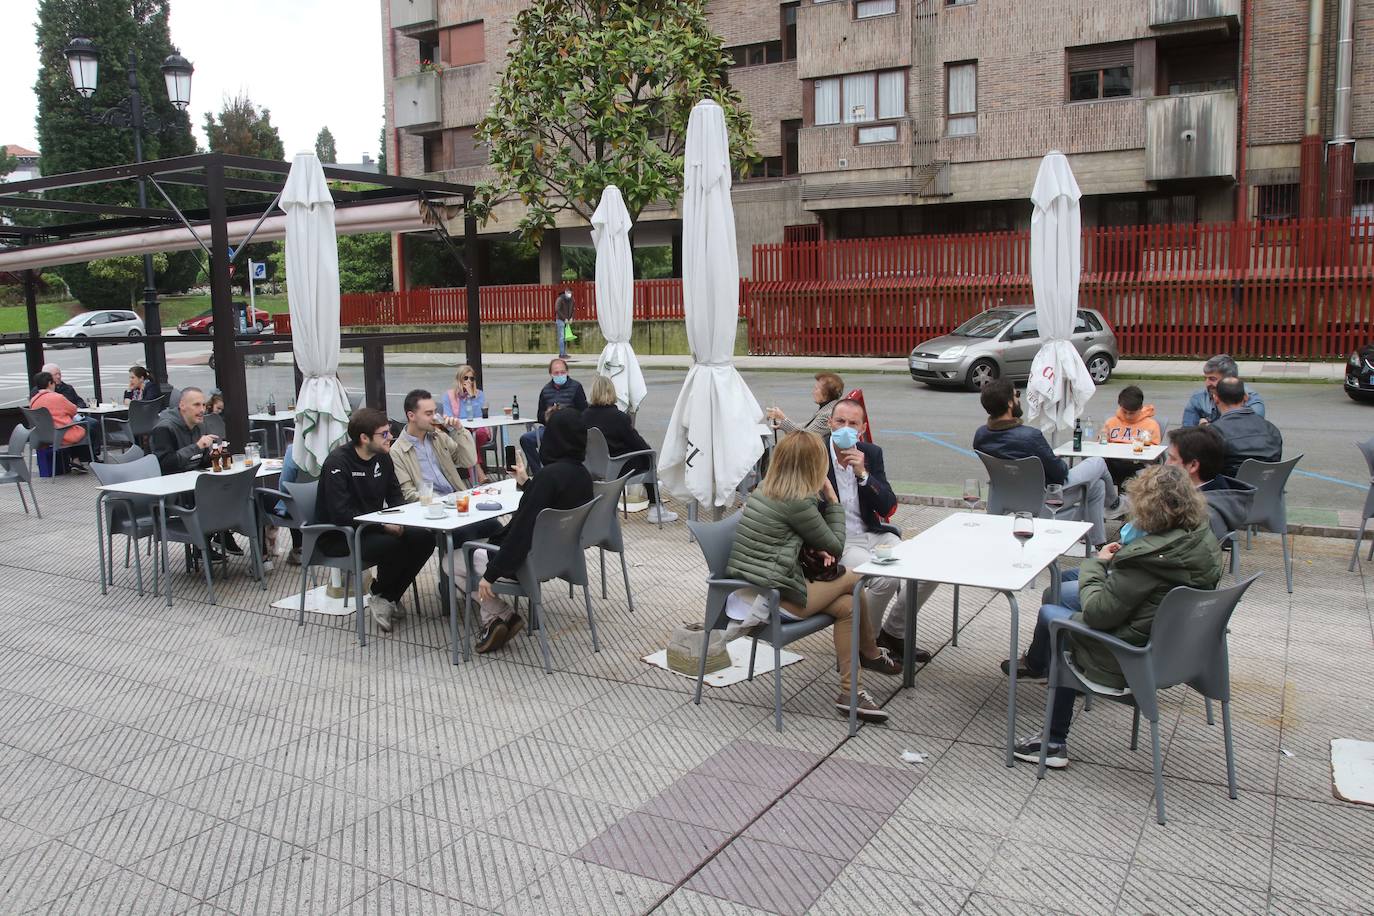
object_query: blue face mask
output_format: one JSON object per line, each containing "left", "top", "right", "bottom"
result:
{"left": 831, "top": 426, "right": 860, "bottom": 450}
{"left": 551, "top": 374, "right": 568, "bottom": 387}
{"left": 1118, "top": 522, "right": 1143, "bottom": 545}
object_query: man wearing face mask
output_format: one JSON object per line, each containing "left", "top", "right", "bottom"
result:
{"left": 826, "top": 400, "right": 935, "bottom": 665}
{"left": 519, "top": 357, "right": 588, "bottom": 472}
{"left": 555, "top": 288, "right": 576, "bottom": 359}
{"left": 972, "top": 378, "right": 1117, "bottom": 548}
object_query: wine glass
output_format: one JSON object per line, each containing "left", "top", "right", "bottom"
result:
{"left": 962, "top": 478, "right": 981, "bottom": 525}
{"left": 1011, "top": 511, "right": 1035, "bottom": 569}
{"left": 1043, "top": 483, "right": 1064, "bottom": 533}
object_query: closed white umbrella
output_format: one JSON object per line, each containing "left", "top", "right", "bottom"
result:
{"left": 282, "top": 151, "right": 351, "bottom": 476}
{"left": 1025, "top": 151, "right": 1095, "bottom": 438}
{"left": 658, "top": 100, "right": 768, "bottom": 508}
{"left": 592, "top": 186, "right": 646, "bottom": 413}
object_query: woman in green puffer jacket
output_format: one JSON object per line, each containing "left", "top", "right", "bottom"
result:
{"left": 726, "top": 430, "right": 900, "bottom": 723}
{"left": 1010, "top": 463, "right": 1222, "bottom": 769}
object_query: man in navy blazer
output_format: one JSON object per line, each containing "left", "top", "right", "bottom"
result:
{"left": 824, "top": 399, "right": 934, "bottom": 664}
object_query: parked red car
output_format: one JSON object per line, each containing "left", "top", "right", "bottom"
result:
{"left": 177, "top": 303, "right": 270, "bottom": 335}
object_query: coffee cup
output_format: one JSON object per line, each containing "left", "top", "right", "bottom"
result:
{"left": 874, "top": 543, "right": 894, "bottom": 561}
{"left": 425, "top": 503, "right": 446, "bottom": 519}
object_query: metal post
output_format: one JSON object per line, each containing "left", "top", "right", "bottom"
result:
{"left": 362, "top": 342, "right": 387, "bottom": 410}
{"left": 464, "top": 214, "right": 483, "bottom": 390}
{"left": 125, "top": 51, "right": 168, "bottom": 386}
{"left": 88, "top": 341, "right": 102, "bottom": 404}
{"left": 22, "top": 270, "right": 43, "bottom": 381}
{"left": 206, "top": 160, "right": 249, "bottom": 448}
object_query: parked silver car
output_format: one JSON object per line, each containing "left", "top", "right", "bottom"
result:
{"left": 45, "top": 309, "right": 145, "bottom": 339}
{"left": 909, "top": 306, "right": 1119, "bottom": 391}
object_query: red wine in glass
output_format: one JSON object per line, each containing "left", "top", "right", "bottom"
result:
{"left": 962, "top": 478, "right": 981, "bottom": 525}
{"left": 1043, "top": 484, "right": 1064, "bottom": 533}
{"left": 1012, "top": 512, "right": 1035, "bottom": 568}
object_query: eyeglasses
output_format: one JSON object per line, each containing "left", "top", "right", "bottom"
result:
{"left": 460, "top": 376, "right": 474, "bottom": 381}
{"left": 373, "top": 429, "right": 393, "bottom": 440}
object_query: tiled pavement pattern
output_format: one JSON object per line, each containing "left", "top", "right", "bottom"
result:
{"left": 1, "top": 472, "right": 1372, "bottom": 914}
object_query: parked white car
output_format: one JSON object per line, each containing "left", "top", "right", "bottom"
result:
{"left": 45, "top": 310, "right": 146, "bottom": 339}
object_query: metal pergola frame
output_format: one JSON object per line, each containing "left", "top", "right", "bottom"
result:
{"left": 0, "top": 152, "right": 480, "bottom": 448}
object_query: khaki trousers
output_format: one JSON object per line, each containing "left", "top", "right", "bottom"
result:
{"left": 781, "top": 571, "right": 875, "bottom": 691}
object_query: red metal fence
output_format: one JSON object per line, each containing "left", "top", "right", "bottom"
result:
{"left": 746, "top": 217, "right": 1374, "bottom": 359}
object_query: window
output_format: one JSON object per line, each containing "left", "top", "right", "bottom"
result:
{"left": 946, "top": 0, "right": 975, "bottom": 5}
{"left": 782, "top": 119, "right": 801, "bottom": 175}
{"left": 782, "top": 3, "right": 799, "bottom": 60}
{"left": 728, "top": 40, "right": 783, "bottom": 68}
{"left": 746, "top": 157, "right": 786, "bottom": 179}
{"left": 417, "top": 37, "right": 438, "bottom": 66}
{"left": 439, "top": 21, "right": 484, "bottom": 67}
{"left": 945, "top": 62, "right": 977, "bottom": 135}
{"left": 423, "top": 128, "right": 486, "bottom": 172}
{"left": 1066, "top": 42, "right": 1135, "bottom": 101}
{"left": 814, "top": 69, "right": 905, "bottom": 125}
{"left": 1256, "top": 184, "right": 1298, "bottom": 221}
{"left": 1008, "top": 314, "right": 1038, "bottom": 340}
{"left": 855, "top": 0, "right": 897, "bottom": 17}
{"left": 857, "top": 124, "right": 898, "bottom": 143}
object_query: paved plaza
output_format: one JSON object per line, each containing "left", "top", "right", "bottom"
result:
{"left": 1, "top": 473, "right": 1372, "bottom": 914}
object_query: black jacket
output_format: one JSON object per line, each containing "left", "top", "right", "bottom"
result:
{"left": 151, "top": 406, "right": 211, "bottom": 474}
{"left": 1211, "top": 407, "right": 1283, "bottom": 477}
{"left": 823, "top": 435, "right": 898, "bottom": 532}
{"left": 1199, "top": 474, "right": 1258, "bottom": 539}
{"left": 319, "top": 444, "right": 404, "bottom": 528}
{"left": 972, "top": 417, "right": 1069, "bottom": 485}
{"left": 484, "top": 410, "right": 594, "bottom": 583}
{"left": 56, "top": 381, "right": 87, "bottom": 409}
{"left": 555, "top": 291, "right": 575, "bottom": 321}
{"left": 535, "top": 377, "right": 588, "bottom": 423}
{"left": 583, "top": 404, "right": 652, "bottom": 458}
{"left": 124, "top": 380, "right": 163, "bottom": 403}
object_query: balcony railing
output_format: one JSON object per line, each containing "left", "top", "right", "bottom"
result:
{"left": 389, "top": 0, "right": 436, "bottom": 32}
{"left": 1145, "top": 90, "right": 1238, "bottom": 181}
{"left": 1149, "top": 0, "right": 1242, "bottom": 27}
{"left": 394, "top": 70, "right": 442, "bottom": 132}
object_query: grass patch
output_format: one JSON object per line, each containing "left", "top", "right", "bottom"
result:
{"left": 0, "top": 294, "right": 290, "bottom": 334}
{"left": 0, "top": 302, "right": 79, "bottom": 334}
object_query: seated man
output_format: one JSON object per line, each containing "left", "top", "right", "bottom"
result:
{"left": 1009, "top": 465, "right": 1222, "bottom": 768}
{"left": 465, "top": 409, "right": 594, "bottom": 654}
{"left": 1183, "top": 354, "right": 1266, "bottom": 426}
{"left": 1210, "top": 377, "right": 1282, "bottom": 477}
{"left": 151, "top": 387, "right": 216, "bottom": 475}
{"left": 972, "top": 378, "right": 1117, "bottom": 546}
{"left": 1165, "top": 425, "right": 1257, "bottom": 542}
{"left": 1102, "top": 384, "right": 1161, "bottom": 487}
{"left": 391, "top": 388, "right": 479, "bottom": 503}
{"left": 319, "top": 408, "right": 436, "bottom": 634}
{"left": 519, "top": 358, "right": 587, "bottom": 472}
{"left": 822, "top": 398, "right": 935, "bottom": 664}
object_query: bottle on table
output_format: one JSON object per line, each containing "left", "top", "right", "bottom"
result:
{"left": 512, "top": 396, "right": 520, "bottom": 421}
{"left": 1072, "top": 419, "right": 1083, "bottom": 452}
{"left": 267, "top": 394, "right": 276, "bottom": 417}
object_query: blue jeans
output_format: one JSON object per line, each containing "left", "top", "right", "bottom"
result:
{"left": 1028, "top": 569, "right": 1083, "bottom": 744}
{"left": 556, "top": 318, "right": 568, "bottom": 357}
{"left": 520, "top": 428, "right": 543, "bottom": 474}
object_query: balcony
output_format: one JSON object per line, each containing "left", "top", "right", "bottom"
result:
{"left": 394, "top": 70, "right": 441, "bottom": 132}
{"left": 1145, "top": 90, "right": 1237, "bottom": 181}
{"left": 1149, "top": 0, "right": 1241, "bottom": 28}
{"left": 389, "top": 0, "right": 436, "bottom": 33}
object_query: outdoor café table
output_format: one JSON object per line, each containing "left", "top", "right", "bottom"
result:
{"left": 96, "top": 459, "right": 282, "bottom": 605}
{"left": 354, "top": 477, "right": 520, "bottom": 661}
{"left": 82, "top": 402, "right": 128, "bottom": 461}
{"left": 1054, "top": 440, "right": 1166, "bottom": 466}
{"left": 248, "top": 412, "right": 295, "bottom": 457}
{"left": 457, "top": 415, "right": 538, "bottom": 462}
{"left": 847, "top": 511, "right": 1093, "bottom": 766}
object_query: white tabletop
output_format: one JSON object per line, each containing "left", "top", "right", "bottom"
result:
{"left": 853, "top": 511, "right": 1093, "bottom": 592}
{"left": 355, "top": 477, "right": 521, "bottom": 532}
{"left": 248, "top": 413, "right": 295, "bottom": 423}
{"left": 84, "top": 404, "right": 129, "bottom": 415}
{"left": 1054, "top": 441, "right": 1166, "bottom": 462}
{"left": 98, "top": 461, "right": 281, "bottom": 497}
{"left": 457, "top": 416, "right": 536, "bottom": 430}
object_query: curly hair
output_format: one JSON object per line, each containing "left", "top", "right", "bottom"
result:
{"left": 1124, "top": 464, "right": 1208, "bottom": 535}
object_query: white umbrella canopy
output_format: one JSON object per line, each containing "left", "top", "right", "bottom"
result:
{"left": 1025, "top": 151, "right": 1095, "bottom": 438}
{"left": 658, "top": 100, "right": 768, "bottom": 508}
{"left": 592, "top": 186, "right": 647, "bottom": 413}
{"left": 282, "top": 151, "right": 352, "bottom": 476}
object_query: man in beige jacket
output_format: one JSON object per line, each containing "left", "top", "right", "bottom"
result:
{"left": 392, "top": 388, "right": 479, "bottom": 502}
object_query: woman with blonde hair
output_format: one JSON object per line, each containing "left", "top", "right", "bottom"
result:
{"left": 583, "top": 374, "right": 676, "bottom": 522}
{"left": 1009, "top": 463, "right": 1222, "bottom": 769}
{"left": 726, "top": 430, "right": 899, "bottom": 721}
{"left": 438, "top": 364, "right": 489, "bottom": 482}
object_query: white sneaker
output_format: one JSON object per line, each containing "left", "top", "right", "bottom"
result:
{"left": 370, "top": 595, "right": 397, "bottom": 633}
{"left": 646, "top": 504, "right": 678, "bottom": 523}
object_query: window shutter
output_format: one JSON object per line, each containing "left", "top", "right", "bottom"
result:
{"left": 1065, "top": 41, "right": 1134, "bottom": 72}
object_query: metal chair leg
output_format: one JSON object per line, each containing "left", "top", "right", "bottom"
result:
{"left": 747, "top": 636, "right": 759, "bottom": 681}
{"left": 1221, "top": 699, "right": 1239, "bottom": 800}
{"left": 1130, "top": 707, "right": 1141, "bottom": 750}
{"left": 772, "top": 641, "right": 784, "bottom": 732}
{"left": 131, "top": 533, "right": 145, "bottom": 597}
{"left": 200, "top": 538, "right": 217, "bottom": 605}
{"left": 1205, "top": 697, "right": 1215, "bottom": 725}
{"left": 1281, "top": 527, "right": 1293, "bottom": 593}
{"left": 619, "top": 550, "right": 634, "bottom": 614}
{"left": 1352, "top": 524, "right": 1366, "bottom": 572}
{"left": 1150, "top": 716, "right": 1167, "bottom": 825}
{"left": 599, "top": 548, "right": 607, "bottom": 599}
{"left": 298, "top": 563, "right": 310, "bottom": 626}
{"left": 583, "top": 584, "right": 599, "bottom": 652}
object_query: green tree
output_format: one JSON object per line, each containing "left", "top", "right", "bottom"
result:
{"left": 314, "top": 125, "right": 337, "bottom": 164}
{"left": 203, "top": 94, "right": 285, "bottom": 292}
{"left": 33, "top": 0, "right": 199, "bottom": 310}
{"left": 87, "top": 252, "right": 168, "bottom": 305}
{"left": 0, "top": 148, "right": 16, "bottom": 179}
{"left": 471, "top": 0, "right": 756, "bottom": 242}
{"left": 270, "top": 233, "right": 394, "bottom": 294}
{"left": 376, "top": 123, "right": 387, "bottom": 174}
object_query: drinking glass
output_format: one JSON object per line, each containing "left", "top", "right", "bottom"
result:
{"left": 1134, "top": 428, "right": 1149, "bottom": 454}
{"left": 232, "top": 453, "right": 245, "bottom": 469}
{"left": 456, "top": 493, "right": 470, "bottom": 515}
{"left": 962, "top": 478, "right": 981, "bottom": 525}
{"left": 1011, "top": 511, "right": 1035, "bottom": 569}
{"left": 245, "top": 444, "right": 259, "bottom": 467}
{"left": 418, "top": 481, "right": 434, "bottom": 507}
{"left": 1043, "top": 483, "right": 1064, "bottom": 533}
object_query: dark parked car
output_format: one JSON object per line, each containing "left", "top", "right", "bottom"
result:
{"left": 1347, "top": 343, "right": 1374, "bottom": 403}
{"left": 177, "top": 303, "right": 270, "bottom": 335}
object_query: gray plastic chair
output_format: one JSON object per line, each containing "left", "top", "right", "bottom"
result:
{"left": 462, "top": 497, "right": 601, "bottom": 674}
{"left": 104, "top": 396, "right": 165, "bottom": 453}
{"left": 91, "top": 454, "right": 162, "bottom": 595}
{"left": 581, "top": 475, "right": 637, "bottom": 612}
{"left": 291, "top": 480, "right": 369, "bottom": 646}
{"left": 161, "top": 465, "right": 265, "bottom": 605}
{"left": 585, "top": 427, "right": 664, "bottom": 528}
{"left": 108, "top": 444, "right": 146, "bottom": 464}
{"left": 1349, "top": 437, "right": 1374, "bottom": 572}
{"left": 1039, "top": 573, "right": 1261, "bottom": 824}
{"left": 0, "top": 426, "right": 40, "bottom": 517}
{"left": 977, "top": 450, "right": 1088, "bottom": 529}
{"left": 20, "top": 405, "right": 89, "bottom": 481}
{"left": 686, "top": 510, "right": 835, "bottom": 732}
{"left": 1236, "top": 454, "right": 1302, "bottom": 593}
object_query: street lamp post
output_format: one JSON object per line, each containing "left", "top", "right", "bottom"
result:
{"left": 63, "top": 37, "right": 193, "bottom": 387}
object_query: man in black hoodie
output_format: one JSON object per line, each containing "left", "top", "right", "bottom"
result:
{"left": 1166, "top": 425, "right": 1257, "bottom": 539}
{"left": 467, "top": 409, "right": 594, "bottom": 653}
{"left": 319, "top": 407, "right": 436, "bottom": 634}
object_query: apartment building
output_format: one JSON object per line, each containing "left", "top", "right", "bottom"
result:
{"left": 382, "top": 0, "right": 1374, "bottom": 281}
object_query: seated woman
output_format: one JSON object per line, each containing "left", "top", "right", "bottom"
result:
{"left": 123, "top": 365, "right": 162, "bottom": 404}
{"left": 29, "top": 370, "right": 91, "bottom": 472}
{"left": 765, "top": 371, "right": 844, "bottom": 435}
{"left": 582, "top": 374, "right": 676, "bottom": 524}
{"left": 725, "top": 430, "right": 899, "bottom": 722}
{"left": 437, "top": 364, "right": 488, "bottom": 483}
{"left": 1009, "top": 463, "right": 1222, "bottom": 769}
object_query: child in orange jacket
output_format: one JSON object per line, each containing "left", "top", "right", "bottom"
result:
{"left": 1103, "top": 385, "right": 1161, "bottom": 445}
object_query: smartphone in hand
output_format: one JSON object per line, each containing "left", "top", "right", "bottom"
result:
{"left": 504, "top": 444, "right": 518, "bottom": 471}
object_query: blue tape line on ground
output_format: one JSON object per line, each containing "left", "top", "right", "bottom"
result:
{"left": 1292, "top": 469, "right": 1367, "bottom": 490}
{"left": 879, "top": 429, "right": 978, "bottom": 458}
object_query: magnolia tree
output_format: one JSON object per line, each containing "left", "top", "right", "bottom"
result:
{"left": 470, "top": 0, "right": 757, "bottom": 240}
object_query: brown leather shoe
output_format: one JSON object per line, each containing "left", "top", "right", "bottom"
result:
{"left": 860, "top": 648, "right": 902, "bottom": 676}
{"left": 876, "top": 629, "right": 932, "bottom": 664}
